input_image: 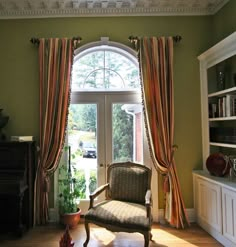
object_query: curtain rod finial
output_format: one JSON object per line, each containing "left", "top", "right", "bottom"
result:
{"left": 173, "top": 35, "right": 182, "bottom": 43}
{"left": 30, "top": 38, "right": 40, "bottom": 45}
{"left": 73, "top": 36, "right": 82, "bottom": 42}
{"left": 128, "top": 36, "right": 139, "bottom": 43}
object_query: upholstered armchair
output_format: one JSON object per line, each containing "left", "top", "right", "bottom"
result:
{"left": 83, "top": 161, "right": 152, "bottom": 247}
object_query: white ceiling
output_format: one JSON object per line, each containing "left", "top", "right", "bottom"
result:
{"left": 0, "top": 0, "right": 230, "bottom": 19}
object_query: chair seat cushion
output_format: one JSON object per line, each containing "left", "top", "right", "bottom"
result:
{"left": 84, "top": 200, "right": 151, "bottom": 231}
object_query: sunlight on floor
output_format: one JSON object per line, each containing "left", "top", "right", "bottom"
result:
{"left": 87, "top": 227, "right": 218, "bottom": 247}
{"left": 151, "top": 228, "right": 213, "bottom": 247}
{"left": 91, "top": 228, "right": 116, "bottom": 245}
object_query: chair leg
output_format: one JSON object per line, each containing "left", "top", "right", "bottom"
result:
{"left": 149, "top": 231, "right": 152, "bottom": 241}
{"left": 83, "top": 221, "right": 90, "bottom": 247}
{"left": 143, "top": 231, "right": 150, "bottom": 247}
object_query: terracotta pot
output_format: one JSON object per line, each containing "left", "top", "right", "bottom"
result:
{"left": 60, "top": 208, "right": 81, "bottom": 229}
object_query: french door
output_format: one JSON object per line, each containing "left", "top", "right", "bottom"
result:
{"left": 70, "top": 91, "right": 143, "bottom": 213}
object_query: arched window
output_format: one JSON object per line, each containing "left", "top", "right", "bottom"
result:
{"left": 71, "top": 42, "right": 140, "bottom": 91}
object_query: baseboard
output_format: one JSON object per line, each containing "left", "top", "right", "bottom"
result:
{"left": 198, "top": 218, "right": 236, "bottom": 247}
{"left": 157, "top": 208, "right": 196, "bottom": 223}
{"left": 49, "top": 208, "right": 59, "bottom": 222}
{"left": 49, "top": 207, "right": 196, "bottom": 223}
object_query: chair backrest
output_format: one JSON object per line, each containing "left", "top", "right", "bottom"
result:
{"left": 107, "top": 161, "right": 151, "bottom": 204}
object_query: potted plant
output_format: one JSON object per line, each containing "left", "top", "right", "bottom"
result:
{"left": 58, "top": 146, "right": 82, "bottom": 229}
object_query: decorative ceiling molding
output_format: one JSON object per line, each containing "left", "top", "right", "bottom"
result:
{"left": 0, "top": 0, "right": 230, "bottom": 19}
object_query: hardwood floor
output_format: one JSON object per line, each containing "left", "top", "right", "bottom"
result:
{"left": 0, "top": 220, "right": 223, "bottom": 247}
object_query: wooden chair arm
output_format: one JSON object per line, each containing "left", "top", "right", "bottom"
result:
{"left": 89, "top": 183, "right": 109, "bottom": 209}
{"left": 145, "top": 190, "right": 152, "bottom": 218}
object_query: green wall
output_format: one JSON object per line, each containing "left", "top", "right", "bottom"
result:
{"left": 213, "top": 0, "right": 236, "bottom": 44}
{"left": 0, "top": 15, "right": 213, "bottom": 209}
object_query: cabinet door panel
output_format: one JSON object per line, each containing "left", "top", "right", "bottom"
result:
{"left": 197, "top": 178, "right": 222, "bottom": 233}
{"left": 198, "top": 181, "right": 208, "bottom": 219}
{"left": 222, "top": 187, "right": 236, "bottom": 244}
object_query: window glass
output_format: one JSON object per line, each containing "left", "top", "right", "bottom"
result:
{"left": 72, "top": 48, "right": 140, "bottom": 91}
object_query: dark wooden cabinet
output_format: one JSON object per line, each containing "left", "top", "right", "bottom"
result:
{"left": 0, "top": 141, "right": 36, "bottom": 236}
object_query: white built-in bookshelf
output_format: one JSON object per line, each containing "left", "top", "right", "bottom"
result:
{"left": 194, "top": 32, "right": 236, "bottom": 247}
{"left": 198, "top": 31, "right": 236, "bottom": 171}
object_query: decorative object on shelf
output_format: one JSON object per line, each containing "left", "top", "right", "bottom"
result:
{"left": 58, "top": 146, "right": 81, "bottom": 229}
{"left": 216, "top": 63, "right": 226, "bottom": 90}
{"left": 206, "top": 152, "right": 230, "bottom": 177}
{"left": 0, "top": 109, "right": 9, "bottom": 140}
{"left": 228, "top": 155, "right": 236, "bottom": 180}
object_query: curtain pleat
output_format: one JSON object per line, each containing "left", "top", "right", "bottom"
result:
{"left": 34, "top": 38, "right": 75, "bottom": 225}
{"left": 137, "top": 37, "right": 190, "bottom": 228}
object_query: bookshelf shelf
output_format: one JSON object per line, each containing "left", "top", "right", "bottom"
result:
{"left": 210, "top": 142, "right": 236, "bottom": 148}
{"left": 208, "top": 86, "right": 236, "bottom": 98}
{"left": 209, "top": 116, "right": 236, "bottom": 121}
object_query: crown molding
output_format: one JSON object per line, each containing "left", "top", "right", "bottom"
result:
{"left": 0, "top": 0, "right": 230, "bottom": 19}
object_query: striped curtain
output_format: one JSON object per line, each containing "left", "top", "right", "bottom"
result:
{"left": 135, "top": 37, "right": 190, "bottom": 228}
{"left": 34, "top": 38, "right": 78, "bottom": 225}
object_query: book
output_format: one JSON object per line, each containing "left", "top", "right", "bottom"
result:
{"left": 212, "top": 103, "right": 217, "bottom": 118}
{"left": 209, "top": 103, "right": 217, "bottom": 118}
{"left": 226, "top": 94, "right": 231, "bottom": 117}
{"left": 231, "top": 96, "right": 236, "bottom": 116}
{"left": 222, "top": 96, "right": 226, "bottom": 117}
{"left": 11, "top": 136, "right": 34, "bottom": 142}
{"left": 218, "top": 97, "right": 224, "bottom": 117}
{"left": 225, "top": 94, "right": 236, "bottom": 117}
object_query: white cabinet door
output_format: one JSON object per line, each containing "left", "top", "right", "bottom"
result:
{"left": 222, "top": 187, "right": 236, "bottom": 244}
{"left": 197, "top": 178, "right": 222, "bottom": 233}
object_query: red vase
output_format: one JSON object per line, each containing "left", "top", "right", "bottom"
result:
{"left": 206, "top": 153, "right": 230, "bottom": 177}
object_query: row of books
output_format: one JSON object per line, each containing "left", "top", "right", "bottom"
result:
{"left": 209, "top": 94, "right": 236, "bottom": 118}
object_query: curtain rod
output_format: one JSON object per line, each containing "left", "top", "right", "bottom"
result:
{"left": 30, "top": 36, "right": 82, "bottom": 45}
{"left": 128, "top": 35, "right": 182, "bottom": 43}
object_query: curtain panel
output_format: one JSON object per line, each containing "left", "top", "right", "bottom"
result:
{"left": 134, "top": 37, "right": 190, "bottom": 228}
{"left": 34, "top": 38, "right": 77, "bottom": 225}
